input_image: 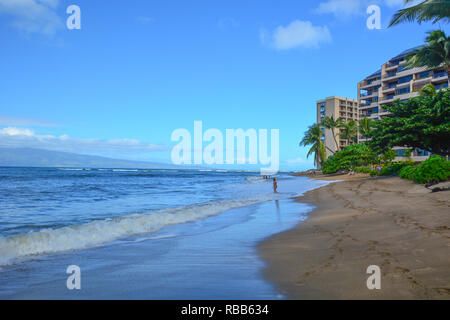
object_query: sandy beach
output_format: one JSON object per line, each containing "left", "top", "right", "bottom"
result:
{"left": 259, "top": 175, "right": 450, "bottom": 299}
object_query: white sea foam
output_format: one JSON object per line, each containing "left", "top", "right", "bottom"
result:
{"left": 0, "top": 198, "right": 270, "bottom": 266}
{"left": 245, "top": 176, "right": 267, "bottom": 184}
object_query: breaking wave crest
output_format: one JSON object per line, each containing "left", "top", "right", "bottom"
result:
{"left": 0, "top": 198, "right": 269, "bottom": 266}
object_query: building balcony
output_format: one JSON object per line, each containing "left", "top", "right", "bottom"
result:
{"left": 382, "top": 86, "right": 396, "bottom": 93}
{"left": 384, "top": 64, "right": 398, "bottom": 72}
{"left": 380, "top": 91, "right": 419, "bottom": 104}
{"left": 414, "top": 76, "right": 432, "bottom": 84}
{"left": 359, "top": 101, "right": 379, "bottom": 110}
{"left": 360, "top": 92, "right": 378, "bottom": 99}
{"left": 433, "top": 71, "right": 447, "bottom": 78}
{"left": 360, "top": 79, "right": 381, "bottom": 89}
{"left": 383, "top": 66, "right": 428, "bottom": 82}
{"left": 432, "top": 73, "right": 448, "bottom": 83}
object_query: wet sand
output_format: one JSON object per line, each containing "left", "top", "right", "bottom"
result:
{"left": 259, "top": 175, "right": 450, "bottom": 299}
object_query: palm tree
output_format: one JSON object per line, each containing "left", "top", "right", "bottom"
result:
{"left": 338, "top": 120, "right": 358, "bottom": 145}
{"left": 419, "top": 83, "right": 438, "bottom": 96}
{"left": 406, "top": 30, "right": 450, "bottom": 86}
{"left": 322, "top": 116, "right": 343, "bottom": 151}
{"left": 299, "top": 123, "right": 327, "bottom": 169}
{"left": 389, "top": 0, "right": 450, "bottom": 27}
{"left": 358, "top": 118, "right": 375, "bottom": 141}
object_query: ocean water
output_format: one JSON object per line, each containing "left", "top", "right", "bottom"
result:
{"left": 0, "top": 167, "right": 329, "bottom": 299}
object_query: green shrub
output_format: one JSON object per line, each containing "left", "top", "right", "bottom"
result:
{"left": 322, "top": 144, "right": 377, "bottom": 174}
{"left": 370, "top": 170, "right": 381, "bottom": 177}
{"left": 413, "top": 156, "right": 450, "bottom": 184}
{"left": 399, "top": 165, "right": 417, "bottom": 181}
{"left": 381, "top": 159, "right": 420, "bottom": 176}
{"left": 397, "top": 156, "right": 449, "bottom": 183}
{"left": 382, "top": 162, "right": 408, "bottom": 176}
{"left": 354, "top": 166, "right": 372, "bottom": 174}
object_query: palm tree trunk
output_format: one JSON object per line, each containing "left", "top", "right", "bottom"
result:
{"left": 325, "top": 146, "right": 335, "bottom": 155}
{"left": 331, "top": 128, "right": 339, "bottom": 151}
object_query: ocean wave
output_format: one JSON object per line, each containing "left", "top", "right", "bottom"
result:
{"left": 0, "top": 198, "right": 270, "bottom": 266}
{"left": 245, "top": 176, "right": 268, "bottom": 184}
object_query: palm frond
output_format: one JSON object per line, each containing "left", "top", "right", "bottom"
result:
{"left": 389, "top": 0, "right": 450, "bottom": 27}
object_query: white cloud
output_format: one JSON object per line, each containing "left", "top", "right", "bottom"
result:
{"left": 266, "top": 20, "right": 332, "bottom": 50}
{"left": 0, "top": 127, "right": 169, "bottom": 154}
{"left": 0, "top": 115, "right": 57, "bottom": 127}
{"left": 0, "top": 127, "right": 34, "bottom": 136}
{"left": 0, "top": 0, "right": 63, "bottom": 35}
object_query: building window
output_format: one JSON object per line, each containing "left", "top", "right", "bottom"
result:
{"left": 416, "top": 149, "right": 430, "bottom": 156}
{"left": 434, "top": 71, "right": 447, "bottom": 78}
{"left": 418, "top": 71, "right": 430, "bottom": 79}
{"left": 398, "top": 75, "right": 413, "bottom": 84}
{"left": 397, "top": 87, "right": 410, "bottom": 95}
{"left": 386, "top": 72, "right": 396, "bottom": 78}
{"left": 387, "top": 82, "right": 397, "bottom": 89}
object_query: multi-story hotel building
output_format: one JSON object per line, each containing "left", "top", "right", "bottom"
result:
{"left": 357, "top": 47, "right": 448, "bottom": 160}
{"left": 358, "top": 46, "right": 448, "bottom": 121}
{"left": 316, "top": 47, "right": 448, "bottom": 162}
{"left": 316, "top": 96, "right": 359, "bottom": 157}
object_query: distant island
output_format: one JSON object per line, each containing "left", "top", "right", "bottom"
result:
{"left": 0, "top": 147, "right": 180, "bottom": 169}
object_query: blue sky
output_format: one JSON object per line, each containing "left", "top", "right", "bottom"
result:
{"left": 0, "top": 0, "right": 448, "bottom": 170}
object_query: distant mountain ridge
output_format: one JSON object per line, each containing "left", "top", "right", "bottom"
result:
{"left": 0, "top": 147, "right": 180, "bottom": 169}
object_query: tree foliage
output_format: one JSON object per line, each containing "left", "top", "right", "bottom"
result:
{"left": 322, "top": 116, "right": 343, "bottom": 151}
{"left": 398, "top": 155, "right": 450, "bottom": 183}
{"left": 406, "top": 30, "right": 450, "bottom": 85}
{"left": 369, "top": 88, "right": 450, "bottom": 156}
{"left": 322, "top": 143, "right": 377, "bottom": 174}
{"left": 338, "top": 119, "right": 358, "bottom": 144}
{"left": 389, "top": 0, "right": 450, "bottom": 27}
{"left": 358, "top": 118, "right": 376, "bottom": 140}
{"left": 299, "top": 123, "right": 327, "bottom": 168}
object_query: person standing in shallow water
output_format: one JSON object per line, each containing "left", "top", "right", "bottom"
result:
{"left": 273, "top": 178, "right": 278, "bottom": 193}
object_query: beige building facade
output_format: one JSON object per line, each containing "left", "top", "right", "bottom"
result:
{"left": 317, "top": 96, "right": 359, "bottom": 158}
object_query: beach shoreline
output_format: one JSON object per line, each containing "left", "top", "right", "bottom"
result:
{"left": 259, "top": 174, "right": 450, "bottom": 299}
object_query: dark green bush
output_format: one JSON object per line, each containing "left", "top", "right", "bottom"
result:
{"left": 354, "top": 166, "right": 372, "bottom": 174}
{"left": 413, "top": 156, "right": 450, "bottom": 184}
{"left": 370, "top": 170, "right": 381, "bottom": 177}
{"left": 399, "top": 165, "right": 417, "bottom": 181}
{"left": 322, "top": 144, "right": 377, "bottom": 174}
{"left": 381, "top": 161, "right": 413, "bottom": 176}
{"left": 397, "top": 156, "right": 449, "bottom": 184}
